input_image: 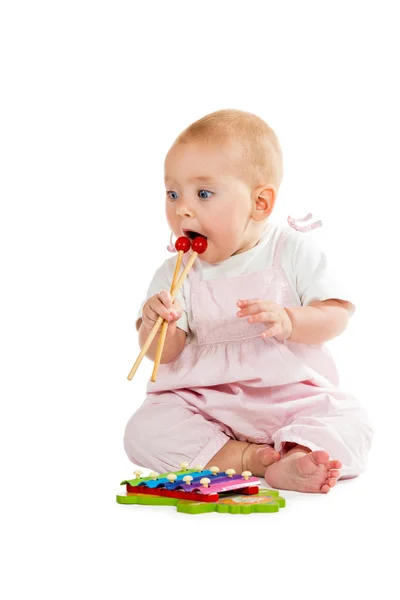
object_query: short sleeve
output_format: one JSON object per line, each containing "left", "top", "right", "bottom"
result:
{"left": 135, "top": 258, "right": 189, "bottom": 333}
{"left": 292, "top": 235, "right": 355, "bottom": 314}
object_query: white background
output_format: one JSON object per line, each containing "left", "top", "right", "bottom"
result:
{"left": 1, "top": 1, "right": 399, "bottom": 598}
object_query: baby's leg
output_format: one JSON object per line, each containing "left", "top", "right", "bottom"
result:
{"left": 124, "top": 392, "right": 231, "bottom": 473}
{"left": 205, "top": 441, "right": 281, "bottom": 476}
{"left": 265, "top": 386, "right": 373, "bottom": 493}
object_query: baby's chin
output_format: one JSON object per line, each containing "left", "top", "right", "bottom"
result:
{"left": 195, "top": 244, "right": 219, "bottom": 265}
{"left": 199, "top": 243, "right": 237, "bottom": 264}
{"left": 197, "top": 236, "right": 259, "bottom": 264}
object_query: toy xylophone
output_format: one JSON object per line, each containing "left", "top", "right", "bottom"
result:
{"left": 116, "top": 463, "right": 286, "bottom": 515}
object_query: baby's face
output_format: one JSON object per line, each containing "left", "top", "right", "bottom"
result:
{"left": 164, "top": 140, "right": 257, "bottom": 263}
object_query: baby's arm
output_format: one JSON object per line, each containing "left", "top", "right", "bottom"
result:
{"left": 237, "top": 297, "right": 351, "bottom": 344}
{"left": 238, "top": 231, "right": 354, "bottom": 344}
{"left": 287, "top": 231, "right": 354, "bottom": 344}
{"left": 285, "top": 299, "right": 350, "bottom": 344}
{"left": 138, "top": 290, "right": 187, "bottom": 363}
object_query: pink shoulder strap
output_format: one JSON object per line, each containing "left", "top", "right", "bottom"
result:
{"left": 272, "top": 230, "right": 290, "bottom": 267}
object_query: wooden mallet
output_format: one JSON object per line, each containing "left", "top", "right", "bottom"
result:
{"left": 127, "top": 236, "right": 208, "bottom": 381}
{"left": 151, "top": 236, "right": 191, "bottom": 381}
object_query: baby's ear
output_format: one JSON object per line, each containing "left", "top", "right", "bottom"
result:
{"left": 252, "top": 184, "right": 276, "bottom": 221}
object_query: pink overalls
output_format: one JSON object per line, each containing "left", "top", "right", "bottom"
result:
{"left": 124, "top": 231, "right": 373, "bottom": 477}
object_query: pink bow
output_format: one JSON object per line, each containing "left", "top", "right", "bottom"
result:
{"left": 167, "top": 231, "right": 177, "bottom": 253}
{"left": 287, "top": 213, "right": 322, "bottom": 232}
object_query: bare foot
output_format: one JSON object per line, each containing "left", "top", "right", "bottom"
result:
{"left": 264, "top": 449, "right": 342, "bottom": 493}
{"left": 243, "top": 444, "right": 281, "bottom": 477}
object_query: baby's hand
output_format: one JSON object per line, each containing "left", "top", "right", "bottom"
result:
{"left": 236, "top": 298, "right": 292, "bottom": 341}
{"left": 142, "top": 291, "right": 183, "bottom": 334}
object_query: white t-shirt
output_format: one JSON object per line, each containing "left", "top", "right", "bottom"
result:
{"left": 136, "top": 222, "right": 354, "bottom": 334}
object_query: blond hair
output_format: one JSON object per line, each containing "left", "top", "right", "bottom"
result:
{"left": 175, "top": 109, "right": 283, "bottom": 191}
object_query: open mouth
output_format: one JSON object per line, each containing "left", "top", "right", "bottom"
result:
{"left": 183, "top": 230, "right": 208, "bottom": 241}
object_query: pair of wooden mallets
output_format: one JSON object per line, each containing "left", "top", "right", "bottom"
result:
{"left": 127, "top": 235, "right": 208, "bottom": 382}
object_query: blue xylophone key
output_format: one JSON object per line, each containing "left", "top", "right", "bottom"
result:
{"left": 128, "top": 469, "right": 197, "bottom": 488}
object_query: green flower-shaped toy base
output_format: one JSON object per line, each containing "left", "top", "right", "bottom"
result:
{"left": 116, "top": 488, "right": 286, "bottom": 515}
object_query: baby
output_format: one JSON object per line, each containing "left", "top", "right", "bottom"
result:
{"left": 124, "top": 109, "right": 373, "bottom": 493}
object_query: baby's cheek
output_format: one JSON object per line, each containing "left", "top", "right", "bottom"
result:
{"left": 210, "top": 218, "right": 237, "bottom": 246}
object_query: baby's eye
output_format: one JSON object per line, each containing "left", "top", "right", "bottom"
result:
{"left": 198, "top": 190, "right": 213, "bottom": 200}
{"left": 167, "top": 191, "right": 179, "bottom": 200}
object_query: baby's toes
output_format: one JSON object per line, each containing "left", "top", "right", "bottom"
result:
{"left": 328, "top": 469, "right": 341, "bottom": 479}
{"left": 311, "top": 450, "right": 331, "bottom": 465}
{"left": 325, "top": 466, "right": 341, "bottom": 488}
{"left": 328, "top": 460, "right": 342, "bottom": 470}
{"left": 320, "top": 482, "right": 331, "bottom": 494}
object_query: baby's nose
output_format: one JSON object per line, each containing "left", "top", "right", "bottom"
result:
{"left": 177, "top": 202, "right": 195, "bottom": 218}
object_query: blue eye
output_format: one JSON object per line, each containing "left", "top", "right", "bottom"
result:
{"left": 198, "top": 190, "right": 212, "bottom": 199}
{"left": 167, "top": 191, "right": 179, "bottom": 200}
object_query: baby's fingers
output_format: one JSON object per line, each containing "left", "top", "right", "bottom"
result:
{"left": 151, "top": 292, "right": 182, "bottom": 322}
{"left": 149, "top": 293, "right": 174, "bottom": 322}
{"left": 158, "top": 290, "right": 173, "bottom": 311}
{"left": 171, "top": 298, "right": 183, "bottom": 320}
{"left": 237, "top": 303, "right": 267, "bottom": 317}
{"left": 247, "top": 311, "right": 279, "bottom": 324}
{"left": 262, "top": 323, "right": 283, "bottom": 339}
{"left": 237, "top": 298, "right": 263, "bottom": 309}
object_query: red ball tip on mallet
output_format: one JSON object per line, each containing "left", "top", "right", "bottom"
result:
{"left": 192, "top": 236, "right": 208, "bottom": 254}
{"left": 175, "top": 236, "right": 191, "bottom": 253}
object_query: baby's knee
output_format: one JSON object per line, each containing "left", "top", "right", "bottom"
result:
{"left": 123, "top": 405, "right": 169, "bottom": 470}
